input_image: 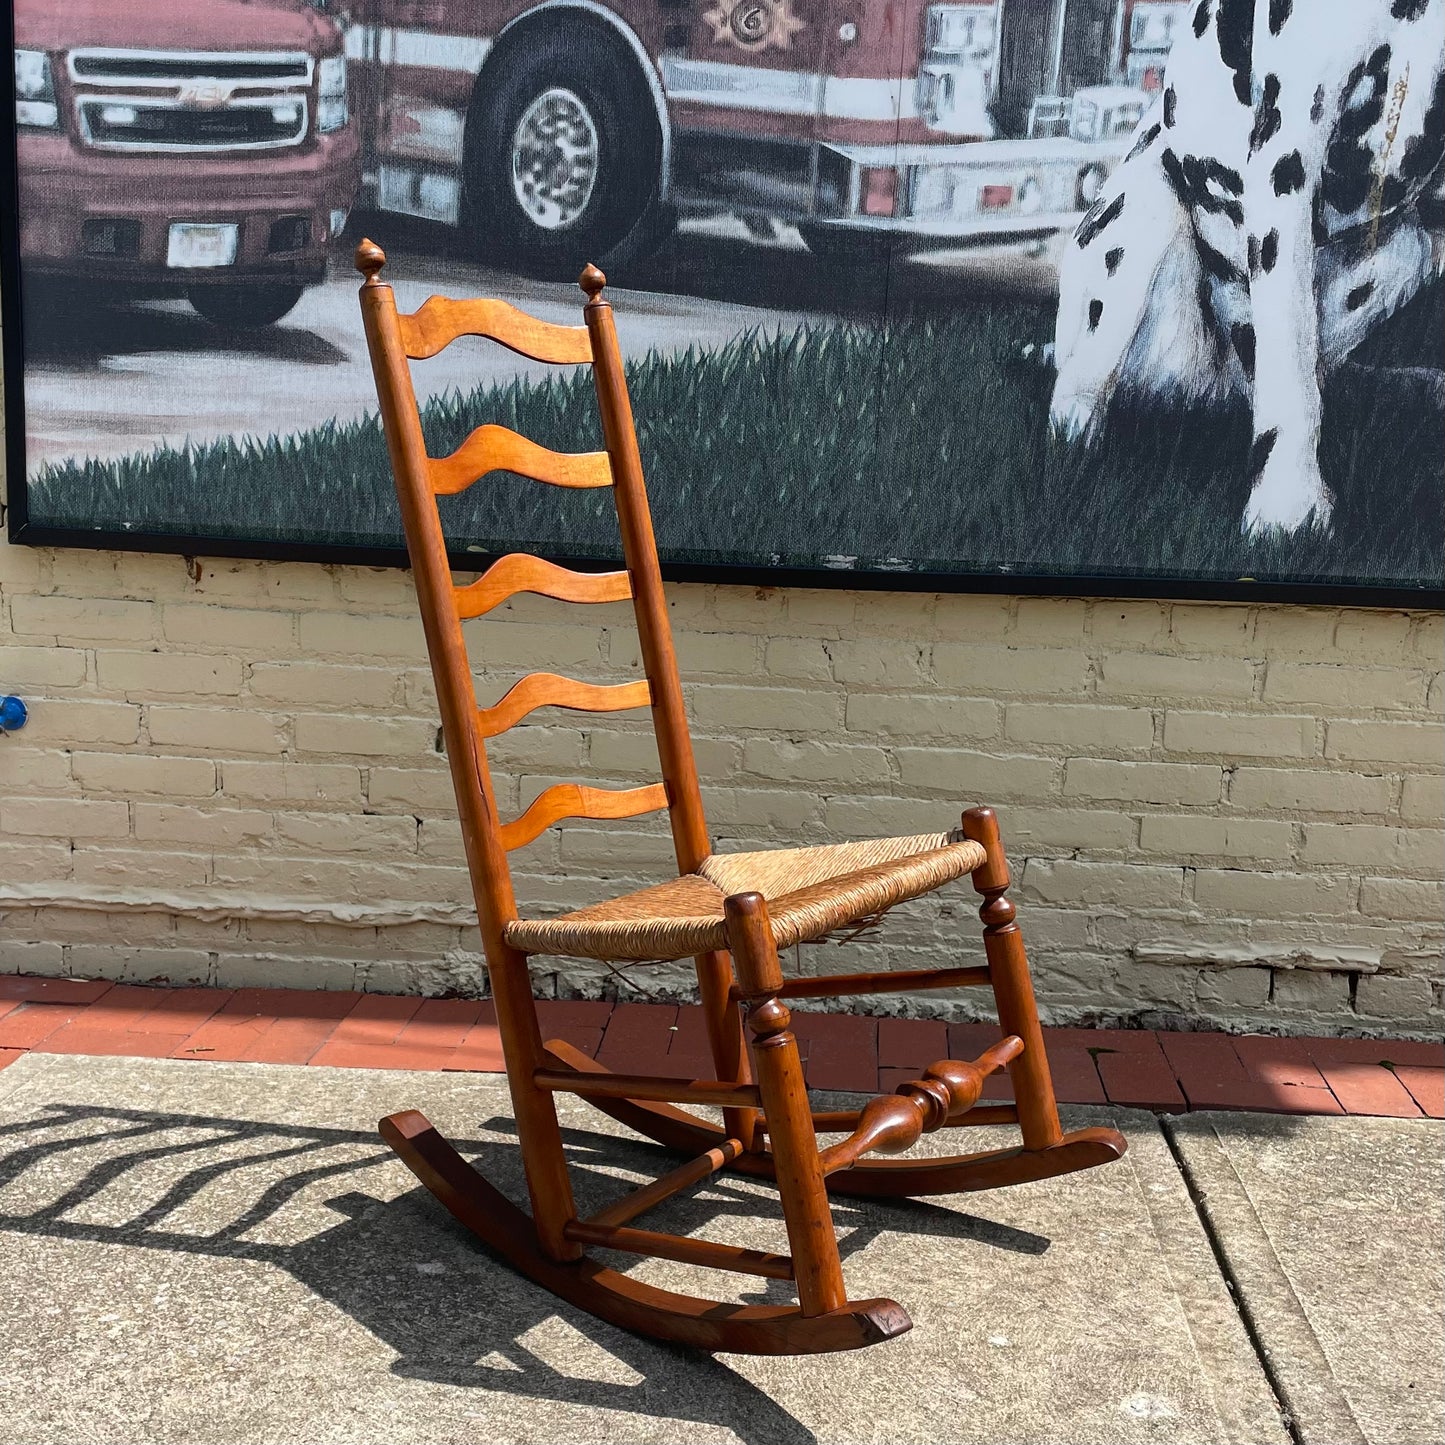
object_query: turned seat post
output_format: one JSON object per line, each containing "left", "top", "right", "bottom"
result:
{"left": 960, "top": 806, "right": 1064, "bottom": 1151}
{"left": 581, "top": 270, "right": 754, "bottom": 1135}
{"left": 357, "top": 245, "right": 582, "bottom": 1260}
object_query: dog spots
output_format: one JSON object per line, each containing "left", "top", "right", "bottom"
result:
{"left": 1196, "top": 233, "right": 1248, "bottom": 285}
{"left": 1247, "top": 233, "right": 1261, "bottom": 275}
{"left": 1397, "top": 69, "right": 1445, "bottom": 188}
{"left": 1162, "top": 148, "right": 1245, "bottom": 224}
{"left": 1192, "top": 1, "right": 1212, "bottom": 39}
{"left": 1269, "top": 0, "right": 1293, "bottom": 33}
{"left": 1311, "top": 85, "right": 1325, "bottom": 123}
{"left": 1390, "top": 0, "right": 1428, "bottom": 20}
{"left": 1127, "top": 122, "right": 1162, "bottom": 162}
{"left": 1322, "top": 46, "right": 1392, "bottom": 213}
{"left": 1246, "top": 428, "right": 1280, "bottom": 484}
{"left": 1272, "top": 150, "right": 1306, "bottom": 195}
{"left": 1216, "top": 0, "right": 1254, "bottom": 106}
{"left": 1261, "top": 228, "right": 1279, "bottom": 272}
{"left": 1164, "top": 86, "right": 1177, "bottom": 127}
{"left": 1075, "top": 192, "right": 1125, "bottom": 247}
{"left": 1231, "top": 322, "right": 1256, "bottom": 380}
{"left": 1251, "top": 75, "right": 1282, "bottom": 154}
{"left": 1088, "top": 299, "right": 1104, "bottom": 332}
{"left": 1105, "top": 246, "right": 1125, "bottom": 276}
{"left": 1346, "top": 280, "right": 1375, "bottom": 311}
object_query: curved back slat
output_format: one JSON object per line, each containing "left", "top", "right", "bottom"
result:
{"left": 455, "top": 554, "right": 632, "bottom": 620}
{"left": 501, "top": 782, "right": 670, "bottom": 852}
{"left": 431, "top": 423, "right": 612, "bottom": 495}
{"left": 401, "top": 295, "right": 593, "bottom": 364}
{"left": 477, "top": 673, "right": 651, "bottom": 739}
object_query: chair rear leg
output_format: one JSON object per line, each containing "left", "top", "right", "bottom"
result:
{"left": 692, "top": 947, "right": 759, "bottom": 1150}
{"left": 960, "top": 806, "right": 1064, "bottom": 1152}
{"left": 725, "top": 892, "right": 847, "bottom": 1317}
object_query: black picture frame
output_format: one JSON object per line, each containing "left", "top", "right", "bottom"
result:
{"left": 3, "top": 1, "right": 1441, "bottom": 612}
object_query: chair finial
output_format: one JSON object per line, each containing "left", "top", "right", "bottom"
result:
{"left": 355, "top": 238, "right": 387, "bottom": 284}
{"left": 579, "top": 263, "right": 607, "bottom": 301}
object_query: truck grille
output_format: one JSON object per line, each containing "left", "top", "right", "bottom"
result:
{"left": 66, "top": 50, "right": 314, "bottom": 153}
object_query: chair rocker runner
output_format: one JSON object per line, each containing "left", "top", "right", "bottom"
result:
{"left": 355, "top": 239, "right": 1126, "bottom": 1356}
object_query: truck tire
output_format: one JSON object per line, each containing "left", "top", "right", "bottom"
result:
{"left": 466, "top": 33, "right": 668, "bottom": 279}
{"left": 797, "top": 226, "right": 901, "bottom": 270}
{"left": 188, "top": 284, "right": 304, "bottom": 328}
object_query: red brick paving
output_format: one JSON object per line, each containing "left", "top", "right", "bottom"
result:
{"left": 0, "top": 974, "right": 1437, "bottom": 1119}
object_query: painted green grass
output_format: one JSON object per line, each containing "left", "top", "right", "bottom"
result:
{"left": 29, "top": 282, "right": 1444, "bottom": 589}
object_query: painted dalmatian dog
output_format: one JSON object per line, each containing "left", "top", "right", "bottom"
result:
{"left": 1050, "top": 0, "right": 1445, "bottom": 534}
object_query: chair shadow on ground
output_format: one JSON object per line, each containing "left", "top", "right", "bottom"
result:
{"left": 0, "top": 1102, "right": 1051, "bottom": 1444}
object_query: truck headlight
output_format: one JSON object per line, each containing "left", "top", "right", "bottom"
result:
{"left": 15, "top": 50, "right": 59, "bottom": 131}
{"left": 317, "top": 54, "right": 348, "bottom": 133}
{"left": 925, "top": 4, "right": 997, "bottom": 62}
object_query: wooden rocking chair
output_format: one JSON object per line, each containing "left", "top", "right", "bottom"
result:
{"left": 355, "top": 240, "right": 1126, "bottom": 1356}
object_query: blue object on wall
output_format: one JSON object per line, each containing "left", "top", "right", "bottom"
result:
{"left": 0, "top": 697, "right": 28, "bottom": 733}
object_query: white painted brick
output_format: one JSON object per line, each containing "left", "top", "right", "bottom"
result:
{"left": 221, "top": 761, "right": 364, "bottom": 806}
{"left": 27, "top": 699, "right": 141, "bottom": 746}
{"left": 0, "top": 748, "right": 74, "bottom": 794}
{"left": 71, "top": 752, "right": 217, "bottom": 798}
{"left": 146, "top": 706, "right": 287, "bottom": 755}
{"left": 1009, "top": 598, "right": 1088, "bottom": 644}
{"left": 1197, "top": 967, "right": 1272, "bottom": 1009}
{"left": 1265, "top": 662, "right": 1428, "bottom": 710}
{"left": 4, "top": 645, "right": 88, "bottom": 688}
{"left": 1355, "top": 973, "right": 1435, "bottom": 1019}
{"left": 1139, "top": 815, "right": 1295, "bottom": 860}
{"left": 895, "top": 747, "right": 1060, "bottom": 799}
{"left": 1359, "top": 877, "right": 1443, "bottom": 921}
{"left": 1252, "top": 608, "right": 1338, "bottom": 656}
{"left": 932, "top": 643, "right": 1088, "bottom": 694}
{"left": 276, "top": 811, "right": 419, "bottom": 856}
{"left": 930, "top": 593, "right": 1012, "bottom": 639}
{"left": 1409, "top": 613, "right": 1443, "bottom": 665}
{"left": 1229, "top": 767, "right": 1394, "bottom": 815}
{"left": 1168, "top": 604, "right": 1254, "bottom": 652}
{"left": 1005, "top": 703, "right": 1154, "bottom": 750}
{"left": 161, "top": 605, "right": 297, "bottom": 653}
{"left": 829, "top": 639, "right": 928, "bottom": 687}
{"left": 0, "top": 842, "right": 75, "bottom": 884}
{"left": 1400, "top": 773, "right": 1444, "bottom": 824}
{"left": 844, "top": 692, "right": 1000, "bottom": 740}
{"left": 689, "top": 684, "right": 843, "bottom": 733}
{"left": 1003, "top": 806, "right": 1138, "bottom": 852}
{"left": 1021, "top": 859, "right": 1184, "bottom": 907}
{"left": 1091, "top": 600, "right": 1168, "bottom": 647}
{"left": 587, "top": 728, "right": 737, "bottom": 781}
{"left": 297, "top": 611, "right": 428, "bottom": 660}
{"left": 823, "top": 796, "right": 967, "bottom": 839}
{"left": 1163, "top": 710, "right": 1315, "bottom": 759}
{"left": 1193, "top": 869, "right": 1358, "bottom": 916}
{"left": 9, "top": 594, "right": 155, "bottom": 643}
{"left": 742, "top": 738, "right": 892, "bottom": 785}
{"left": 616, "top": 629, "right": 758, "bottom": 677}
{"left": 292, "top": 713, "right": 435, "bottom": 758}
{"left": 1, "top": 797, "right": 130, "bottom": 839}
{"left": 250, "top": 663, "right": 401, "bottom": 709}
{"left": 97, "top": 650, "right": 242, "bottom": 699}
{"left": 1099, "top": 651, "right": 1256, "bottom": 700}
{"left": 212, "top": 952, "right": 359, "bottom": 992}
{"left": 133, "top": 804, "right": 273, "bottom": 847}
{"left": 365, "top": 767, "right": 458, "bottom": 813}
{"left": 1324, "top": 719, "right": 1443, "bottom": 765}
{"left": 0, "top": 940, "right": 66, "bottom": 974}
{"left": 68, "top": 944, "right": 214, "bottom": 986}
{"left": 1064, "top": 758, "right": 1222, "bottom": 805}
{"left": 1333, "top": 610, "right": 1414, "bottom": 660}
{"left": 1299, "top": 824, "right": 1442, "bottom": 872}
{"left": 763, "top": 636, "right": 833, "bottom": 681}
{"left": 466, "top": 622, "right": 605, "bottom": 672}
{"left": 1272, "top": 969, "right": 1351, "bottom": 1012}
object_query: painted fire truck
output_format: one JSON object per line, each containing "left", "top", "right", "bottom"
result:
{"left": 11, "top": 0, "right": 359, "bottom": 325}
{"left": 332, "top": 0, "right": 1189, "bottom": 276}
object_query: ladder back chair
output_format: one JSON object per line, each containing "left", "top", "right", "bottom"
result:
{"left": 355, "top": 239, "right": 1125, "bottom": 1356}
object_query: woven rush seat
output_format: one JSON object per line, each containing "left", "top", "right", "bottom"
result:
{"left": 504, "top": 831, "right": 987, "bottom": 962}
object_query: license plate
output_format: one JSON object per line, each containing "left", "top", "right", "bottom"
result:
{"left": 166, "top": 222, "right": 239, "bottom": 268}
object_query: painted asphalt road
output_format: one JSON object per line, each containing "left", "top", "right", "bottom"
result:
{"left": 18, "top": 219, "right": 1063, "bottom": 470}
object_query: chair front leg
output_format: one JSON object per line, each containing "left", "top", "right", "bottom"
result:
{"left": 961, "top": 806, "right": 1064, "bottom": 1152}
{"left": 724, "top": 892, "right": 847, "bottom": 1317}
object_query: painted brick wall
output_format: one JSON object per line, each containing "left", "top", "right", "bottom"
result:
{"left": 2, "top": 467, "right": 1442, "bottom": 1038}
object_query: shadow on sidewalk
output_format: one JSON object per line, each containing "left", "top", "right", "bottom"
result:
{"left": 0, "top": 1102, "right": 1050, "bottom": 1444}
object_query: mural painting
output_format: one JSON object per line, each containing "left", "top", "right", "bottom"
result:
{"left": 4, "top": 0, "right": 1442, "bottom": 596}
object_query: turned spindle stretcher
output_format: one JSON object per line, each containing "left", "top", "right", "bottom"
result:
{"left": 355, "top": 240, "right": 1126, "bottom": 1355}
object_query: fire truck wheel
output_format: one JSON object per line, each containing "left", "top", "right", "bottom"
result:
{"left": 188, "top": 284, "right": 304, "bottom": 328}
{"left": 467, "top": 34, "right": 666, "bottom": 278}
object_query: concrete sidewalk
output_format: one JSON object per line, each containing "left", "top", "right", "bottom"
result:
{"left": 0, "top": 1053, "right": 1438, "bottom": 1445}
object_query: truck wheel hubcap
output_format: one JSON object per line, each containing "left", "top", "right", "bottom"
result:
{"left": 510, "top": 87, "right": 600, "bottom": 231}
